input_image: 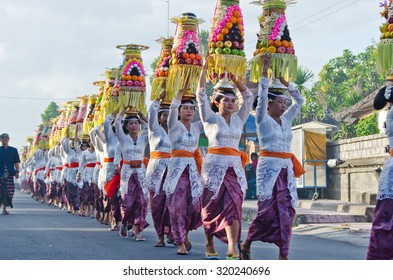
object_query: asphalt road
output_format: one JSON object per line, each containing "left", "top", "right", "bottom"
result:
{"left": 0, "top": 190, "right": 368, "bottom": 260}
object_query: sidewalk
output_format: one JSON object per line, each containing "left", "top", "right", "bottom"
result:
{"left": 242, "top": 199, "right": 373, "bottom": 247}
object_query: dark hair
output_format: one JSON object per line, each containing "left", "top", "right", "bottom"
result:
{"left": 252, "top": 90, "right": 285, "bottom": 110}
{"left": 373, "top": 86, "right": 393, "bottom": 110}
{"left": 122, "top": 117, "right": 140, "bottom": 134}
{"left": 158, "top": 110, "right": 169, "bottom": 125}
{"left": 178, "top": 100, "right": 195, "bottom": 120}
{"left": 80, "top": 141, "right": 90, "bottom": 149}
{"left": 211, "top": 89, "right": 236, "bottom": 113}
{"left": 251, "top": 152, "right": 258, "bottom": 160}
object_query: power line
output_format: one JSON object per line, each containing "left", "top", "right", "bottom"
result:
{"left": 291, "top": 0, "right": 354, "bottom": 27}
{"left": 292, "top": 0, "right": 359, "bottom": 32}
{"left": 245, "top": 0, "right": 359, "bottom": 52}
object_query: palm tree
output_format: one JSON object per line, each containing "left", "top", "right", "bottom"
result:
{"left": 293, "top": 66, "right": 315, "bottom": 124}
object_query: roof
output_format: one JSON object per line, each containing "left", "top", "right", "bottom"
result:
{"left": 292, "top": 121, "right": 337, "bottom": 132}
{"left": 332, "top": 87, "right": 382, "bottom": 124}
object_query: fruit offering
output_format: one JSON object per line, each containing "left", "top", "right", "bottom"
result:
{"left": 92, "top": 80, "right": 105, "bottom": 127}
{"left": 249, "top": 0, "right": 297, "bottom": 83}
{"left": 377, "top": 0, "right": 393, "bottom": 77}
{"left": 167, "top": 13, "right": 204, "bottom": 100}
{"left": 83, "top": 94, "right": 97, "bottom": 135}
{"left": 207, "top": 0, "right": 247, "bottom": 83}
{"left": 151, "top": 37, "right": 174, "bottom": 101}
{"left": 116, "top": 44, "right": 149, "bottom": 114}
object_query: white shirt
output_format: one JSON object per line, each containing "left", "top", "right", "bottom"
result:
{"left": 196, "top": 87, "right": 253, "bottom": 198}
{"left": 377, "top": 106, "right": 393, "bottom": 200}
{"left": 78, "top": 149, "right": 97, "bottom": 184}
{"left": 256, "top": 77, "right": 304, "bottom": 207}
{"left": 61, "top": 137, "right": 80, "bottom": 185}
{"left": 162, "top": 99, "right": 204, "bottom": 204}
{"left": 146, "top": 100, "right": 171, "bottom": 195}
{"left": 115, "top": 115, "right": 149, "bottom": 199}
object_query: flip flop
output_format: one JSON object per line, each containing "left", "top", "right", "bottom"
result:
{"left": 154, "top": 241, "right": 166, "bottom": 247}
{"left": 134, "top": 233, "right": 145, "bottom": 241}
{"left": 205, "top": 252, "right": 220, "bottom": 260}
{"left": 237, "top": 240, "right": 251, "bottom": 260}
{"left": 186, "top": 243, "right": 192, "bottom": 252}
{"left": 226, "top": 254, "right": 240, "bottom": 260}
{"left": 177, "top": 249, "right": 189, "bottom": 255}
{"left": 119, "top": 223, "right": 128, "bottom": 239}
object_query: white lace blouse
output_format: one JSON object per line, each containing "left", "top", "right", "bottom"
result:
{"left": 33, "top": 149, "right": 46, "bottom": 181}
{"left": 146, "top": 100, "right": 171, "bottom": 195}
{"left": 115, "top": 115, "right": 149, "bottom": 199}
{"left": 256, "top": 77, "right": 304, "bottom": 207}
{"left": 377, "top": 106, "right": 393, "bottom": 200}
{"left": 61, "top": 137, "right": 81, "bottom": 185}
{"left": 89, "top": 125, "right": 103, "bottom": 186}
{"left": 196, "top": 87, "right": 253, "bottom": 198}
{"left": 162, "top": 99, "right": 204, "bottom": 204}
{"left": 78, "top": 149, "right": 97, "bottom": 184}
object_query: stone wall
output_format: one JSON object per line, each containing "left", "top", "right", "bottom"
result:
{"left": 326, "top": 134, "right": 389, "bottom": 204}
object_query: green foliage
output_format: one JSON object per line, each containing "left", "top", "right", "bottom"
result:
{"left": 149, "top": 57, "right": 159, "bottom": 85}
{"left": 200, "top": 30, "right": 209, "bottom": 56}
{"left": 41, "top": 102, "right": 60, "bottom": 124}
{"left": 302, "top": 45, "right": 384, "bottom": 139}
{"left": 356, "top": 113, "right": 380, "bottom": 137}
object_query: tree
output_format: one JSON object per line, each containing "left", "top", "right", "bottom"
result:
{"left": 293, "top": 66, "right": 315, "bottom": 124}
{"left": 200, "top": 29, "right": 209, "bottom": 56}
{"left": 302, "top": 45, "right": 384, "bottom": 139}
{"left": 41, "top": 101, "right": 60, "bottom": 124}
{"left": 149, "top": 57, "right": 159, "bottom": 85}
{"left": 356, "top": 113, "right": 380, "bottom": 137}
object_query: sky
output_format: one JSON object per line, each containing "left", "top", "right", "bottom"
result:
{"left": 0, "top": 0, "right": 381, "bottom": 151}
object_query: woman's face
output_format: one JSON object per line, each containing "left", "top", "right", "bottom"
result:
{"left": 159, "top": 111, "right": 169, "bottom": 127}
{"left": 217, "top": 94, "right": 236, "bottom": 115}
{"left": 127, "top": 119, "right": 140, "bottom": 133}
{"left": 269, "top": 97, "right": 287, "bottom": 118}
{"left": 179, "top": 103, "right": 195, "bottom": 122}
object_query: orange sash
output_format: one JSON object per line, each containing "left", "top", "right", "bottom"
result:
{"left": 208, "top": 147, "right": 249, "bottom": 170}
{"left": 150, "top": 151, "right": 171, "bottom": 159}
{"left": 171, "top": 149, "right": 202, "bottom": 174}
{"left": 103, "top": 158, "right": 114, "bottom": 163}
{"left": 259, "top": 150, "right": 305, "bottom": 178}
{"left": 390, "top": 150, "right": 393, "bottom": 157}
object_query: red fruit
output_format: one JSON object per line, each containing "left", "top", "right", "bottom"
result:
{"left": 277, "top": 46, "right": 286, "bottom": 53}
{"left": 185, "top": 58, "right": 192, "bottom": 64}
{"left": 126, "top": 81, "right": 133, "bottom": 86}
{"left": 133, "top": 81, "right": 140, "bottom": 86}
{"left": 193, "top": 59, "right": 199, "bottom": 65}
{"left": 232, "top": 41, "right": 240, "bottom": 49}
{"left": 178, "top": 58, "right": 185, "bottom": 64}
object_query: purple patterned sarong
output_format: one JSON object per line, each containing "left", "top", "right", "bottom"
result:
{"left": 66, "top": 181, "right": 80, "bottom": 211}
{"left": 367, "top": 198, "right": 393, "bottom": 260}
{"left": 202, "top": 167, "right": 243, "bottom": 244}
{"left": 149, "top": 170, "right": 171, "bottom": 237}
{"left": 168, "top": 167, "right": 202, "bottom": 245}
{"left": 246, "top": 168, "right": 295, "bottom": 257}
{"left": 120, "top": 173, "right": 149, "bottom": 231}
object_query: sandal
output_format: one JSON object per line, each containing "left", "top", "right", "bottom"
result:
{"left": 119, "top": 223, "right": 128, "bottom": 239}
{"left": 154, "top": 241, "right": 166, "bottom": 247}
{"left": 177, "top": 248, "right": 189, "bottom": 255}
{"left": 134, "top": 233, "right": 145, "bottom": 241}
{"left": 226, "top": 254, "right": 240, "bottom": 260}
{"left": 205, "top": 252, "right": 220, "bottom": 260}
{"left": 237, "top": 240, "right": 251, "bottom": 260}
{"left": 185, "top": 242, "right": 192, "bottom": 252}
{"left": 3, "top": 210, "right": 9, "bottom": 215}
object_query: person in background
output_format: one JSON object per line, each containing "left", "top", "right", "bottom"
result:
{"left": 0, "top": 133, "right": 21, "bottom": 214}
{"left": 366, "top": 83, "right": 393, "bottom": 260}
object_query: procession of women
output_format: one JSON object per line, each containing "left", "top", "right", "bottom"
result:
{"left": 8, "top": 0, "right": 393, "bottom": 260}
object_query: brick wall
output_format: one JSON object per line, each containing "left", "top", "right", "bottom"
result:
{"left": 326, "top": 134, "right": 389, "bottom": 204}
